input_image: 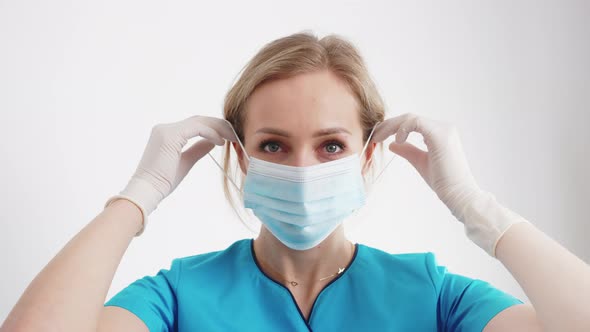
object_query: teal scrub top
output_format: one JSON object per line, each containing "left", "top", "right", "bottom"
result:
{"left": 104, "top": 239, "right": 524, "bottom": 331}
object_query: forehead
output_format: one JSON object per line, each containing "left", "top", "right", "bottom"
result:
{"left": 244, "top": 70, "right": 362, "bottom": 134}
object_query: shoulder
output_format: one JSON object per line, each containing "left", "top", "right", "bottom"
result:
{"left": 348, "top": 244, "right": 450, "bottom": 316}
{"left": 358, "top": 243, "right": 439, "bottom": 266}
{"left": 357, "top": 244, "right": 504, "bottom": 292}
{"left": 357, "top": 244, "right": 444, "bottom": 287}
{"left": 167, "top": 239, "right": 251, "bottom": 280}
{"left": 175, "top": 239, "right": 246, "bottom": 264}
{"left": 357, "top": 244, "right": 524, "bottom": 329}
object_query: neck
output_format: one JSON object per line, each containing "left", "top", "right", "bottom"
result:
{"left": 253, "top": 225, "right": 355, "bottom": 287}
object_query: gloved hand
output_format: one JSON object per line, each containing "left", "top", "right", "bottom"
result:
{"left": 371, "top": 113, "right": 529, "bottom": 257}
{"left": 104, "top": 115, "right": 237, "bottom": 236}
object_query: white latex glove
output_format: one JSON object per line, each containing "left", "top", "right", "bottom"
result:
{"left": 372, "top": 113, "right": 529, "bottom": 257}
{"left": 104, "top": 115, "right": 237, "bottom": 236}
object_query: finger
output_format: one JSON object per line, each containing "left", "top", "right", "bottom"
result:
{"left": 395, "top": 117, "right": 415, "bottom": 144}
{"left": 389, "top": 141, "right": 426, "bottom": 164}
{"left": 371, "top": 113, "right": 413, "bottom": 143}
{"left": 396, "top": 116, "right": 438, "bottom": 145}
{"left": 197, "top": 125, "right": 226, "bottom": 146}
{"left": 219, "top": 118, "right": 240, "bottom": 142}
{"left": 395, "top": 115, "right": 422, "bottom": 143}
{"left": 388, "top": 141, "right": 427, "bottom": 177}
{"left": 200, "top": 117, "right": 239, "bottom": 143}
{"left": 178, "top": 116, "right": 226, "bottom": 145}
{"left": 174, "top": 139, "right": 217, "bottom": 188}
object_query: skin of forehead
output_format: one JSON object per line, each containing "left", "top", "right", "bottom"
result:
{"left": 242, "top": 70, "right": 365, "bottom": 152}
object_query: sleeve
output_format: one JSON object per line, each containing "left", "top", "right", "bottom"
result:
{"left": 104, "top": 258, "right": 182, "bottom": 332}
{"left": 425, "top": 252, "right": 525, "bottom": 332}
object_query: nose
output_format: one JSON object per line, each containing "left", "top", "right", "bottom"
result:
{"left": 290, "top": 148, "right": 319, "bottom": 167}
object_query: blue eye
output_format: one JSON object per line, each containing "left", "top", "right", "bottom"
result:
{"left": 324, "top": 141, "right": 344, "bottom": 154}
{"left": 266, "top": 142, "right": 280, "bottom": 152}
{"left": 259, "top": 140, "right": 282, "bottom": 153}
{"left": 257, "top": 139, "right": 346, "bottom": 156}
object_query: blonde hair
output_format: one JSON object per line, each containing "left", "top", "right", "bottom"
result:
{"left": 221, "top": 31, "right": 386, "bottom": 230}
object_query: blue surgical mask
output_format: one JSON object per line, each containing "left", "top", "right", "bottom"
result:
{"left": 209, "top": 122, "right": 386, "bottom": 251}
{"left": 243, "top": 152, "right": 367, "bottom": 250}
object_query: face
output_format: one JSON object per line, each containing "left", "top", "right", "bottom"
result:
{"left": 234, "top": 69, "right": 375, "bottom": 172}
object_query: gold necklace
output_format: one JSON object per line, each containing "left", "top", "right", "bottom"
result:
{"left": 257, "top": 242, "right": 355, "bottom": 287}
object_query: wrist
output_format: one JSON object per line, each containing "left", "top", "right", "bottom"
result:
{"left": 461, "top": 191, "right": 530, "bottom": 257}
{"left": 119, "top": 176, "right": 164, "bottom": 217}
{"left": 104, "top": 198, "right": 145, "bottom": 236}
{"left": 439, "top": 184, "right": 484, "bottom": 221}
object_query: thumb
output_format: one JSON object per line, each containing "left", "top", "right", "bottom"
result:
{"left": 388, "top": 142, "right": 426, "bottom": 168}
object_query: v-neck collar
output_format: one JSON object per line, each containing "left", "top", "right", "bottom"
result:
{"left": 248, "top": 238, "right": 360, "bottom": 330}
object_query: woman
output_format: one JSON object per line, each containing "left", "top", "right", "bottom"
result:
{"left": 2, "top": 32, "right": 588, "bottom": 331}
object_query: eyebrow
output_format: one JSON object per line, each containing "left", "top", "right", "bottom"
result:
{"left": 255, "top": 127, "right": 352, "bottom": 137}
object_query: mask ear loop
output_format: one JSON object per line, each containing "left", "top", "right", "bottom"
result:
{"left": 207, "top": 154, "right": 241, "bottom": 192}
{"left": 229, "top": 123, "right": 250, "bottom": 163}
{"left": 347, "top": 123, "right": 381, "bottom": 222}
{"left": 372, "top": 153, "right": 397, "bottom": 184}
{"left": 358, "top": 123, "right": 378, "bottom": 179}
{"left": 361, "top": 121, "right": 398, "bottom": 187}
{"left": 351, "top": 122, "right": 398, "bottom": 211}
{"left": 361, "top": 123, "right": 378, "bottom": 160}
{"left": 206, "top": 120, "right": 250, "bottom": 191}
{"left": 205, "top": 121, "right": 259, "bottom": 235}
{"left": 215, "top": 119, "right": 249, "bottom": 163}
{"left": 345, "top": 123, "right": 399, "bottom": 237}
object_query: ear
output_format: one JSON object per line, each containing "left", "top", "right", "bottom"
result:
{"left": 361, "top": 142, "right": 376, "bottom": 175}
{"left": 232, "top": 142, "right": 248, "bottom": 175}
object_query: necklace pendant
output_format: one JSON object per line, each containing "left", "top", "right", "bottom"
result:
{"left": 338, "top": 267, "right": 345, "bottom": 274}
{"left": 290, "top": 281, "right": 298, "bottom": 286}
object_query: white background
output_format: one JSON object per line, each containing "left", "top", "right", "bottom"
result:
{"left": 1, "top": 0, "right": 588, "bottom": 322}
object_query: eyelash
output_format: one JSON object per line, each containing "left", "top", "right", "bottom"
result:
{"left": 257, "top": 139, "right": 347, "bottom": 155}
